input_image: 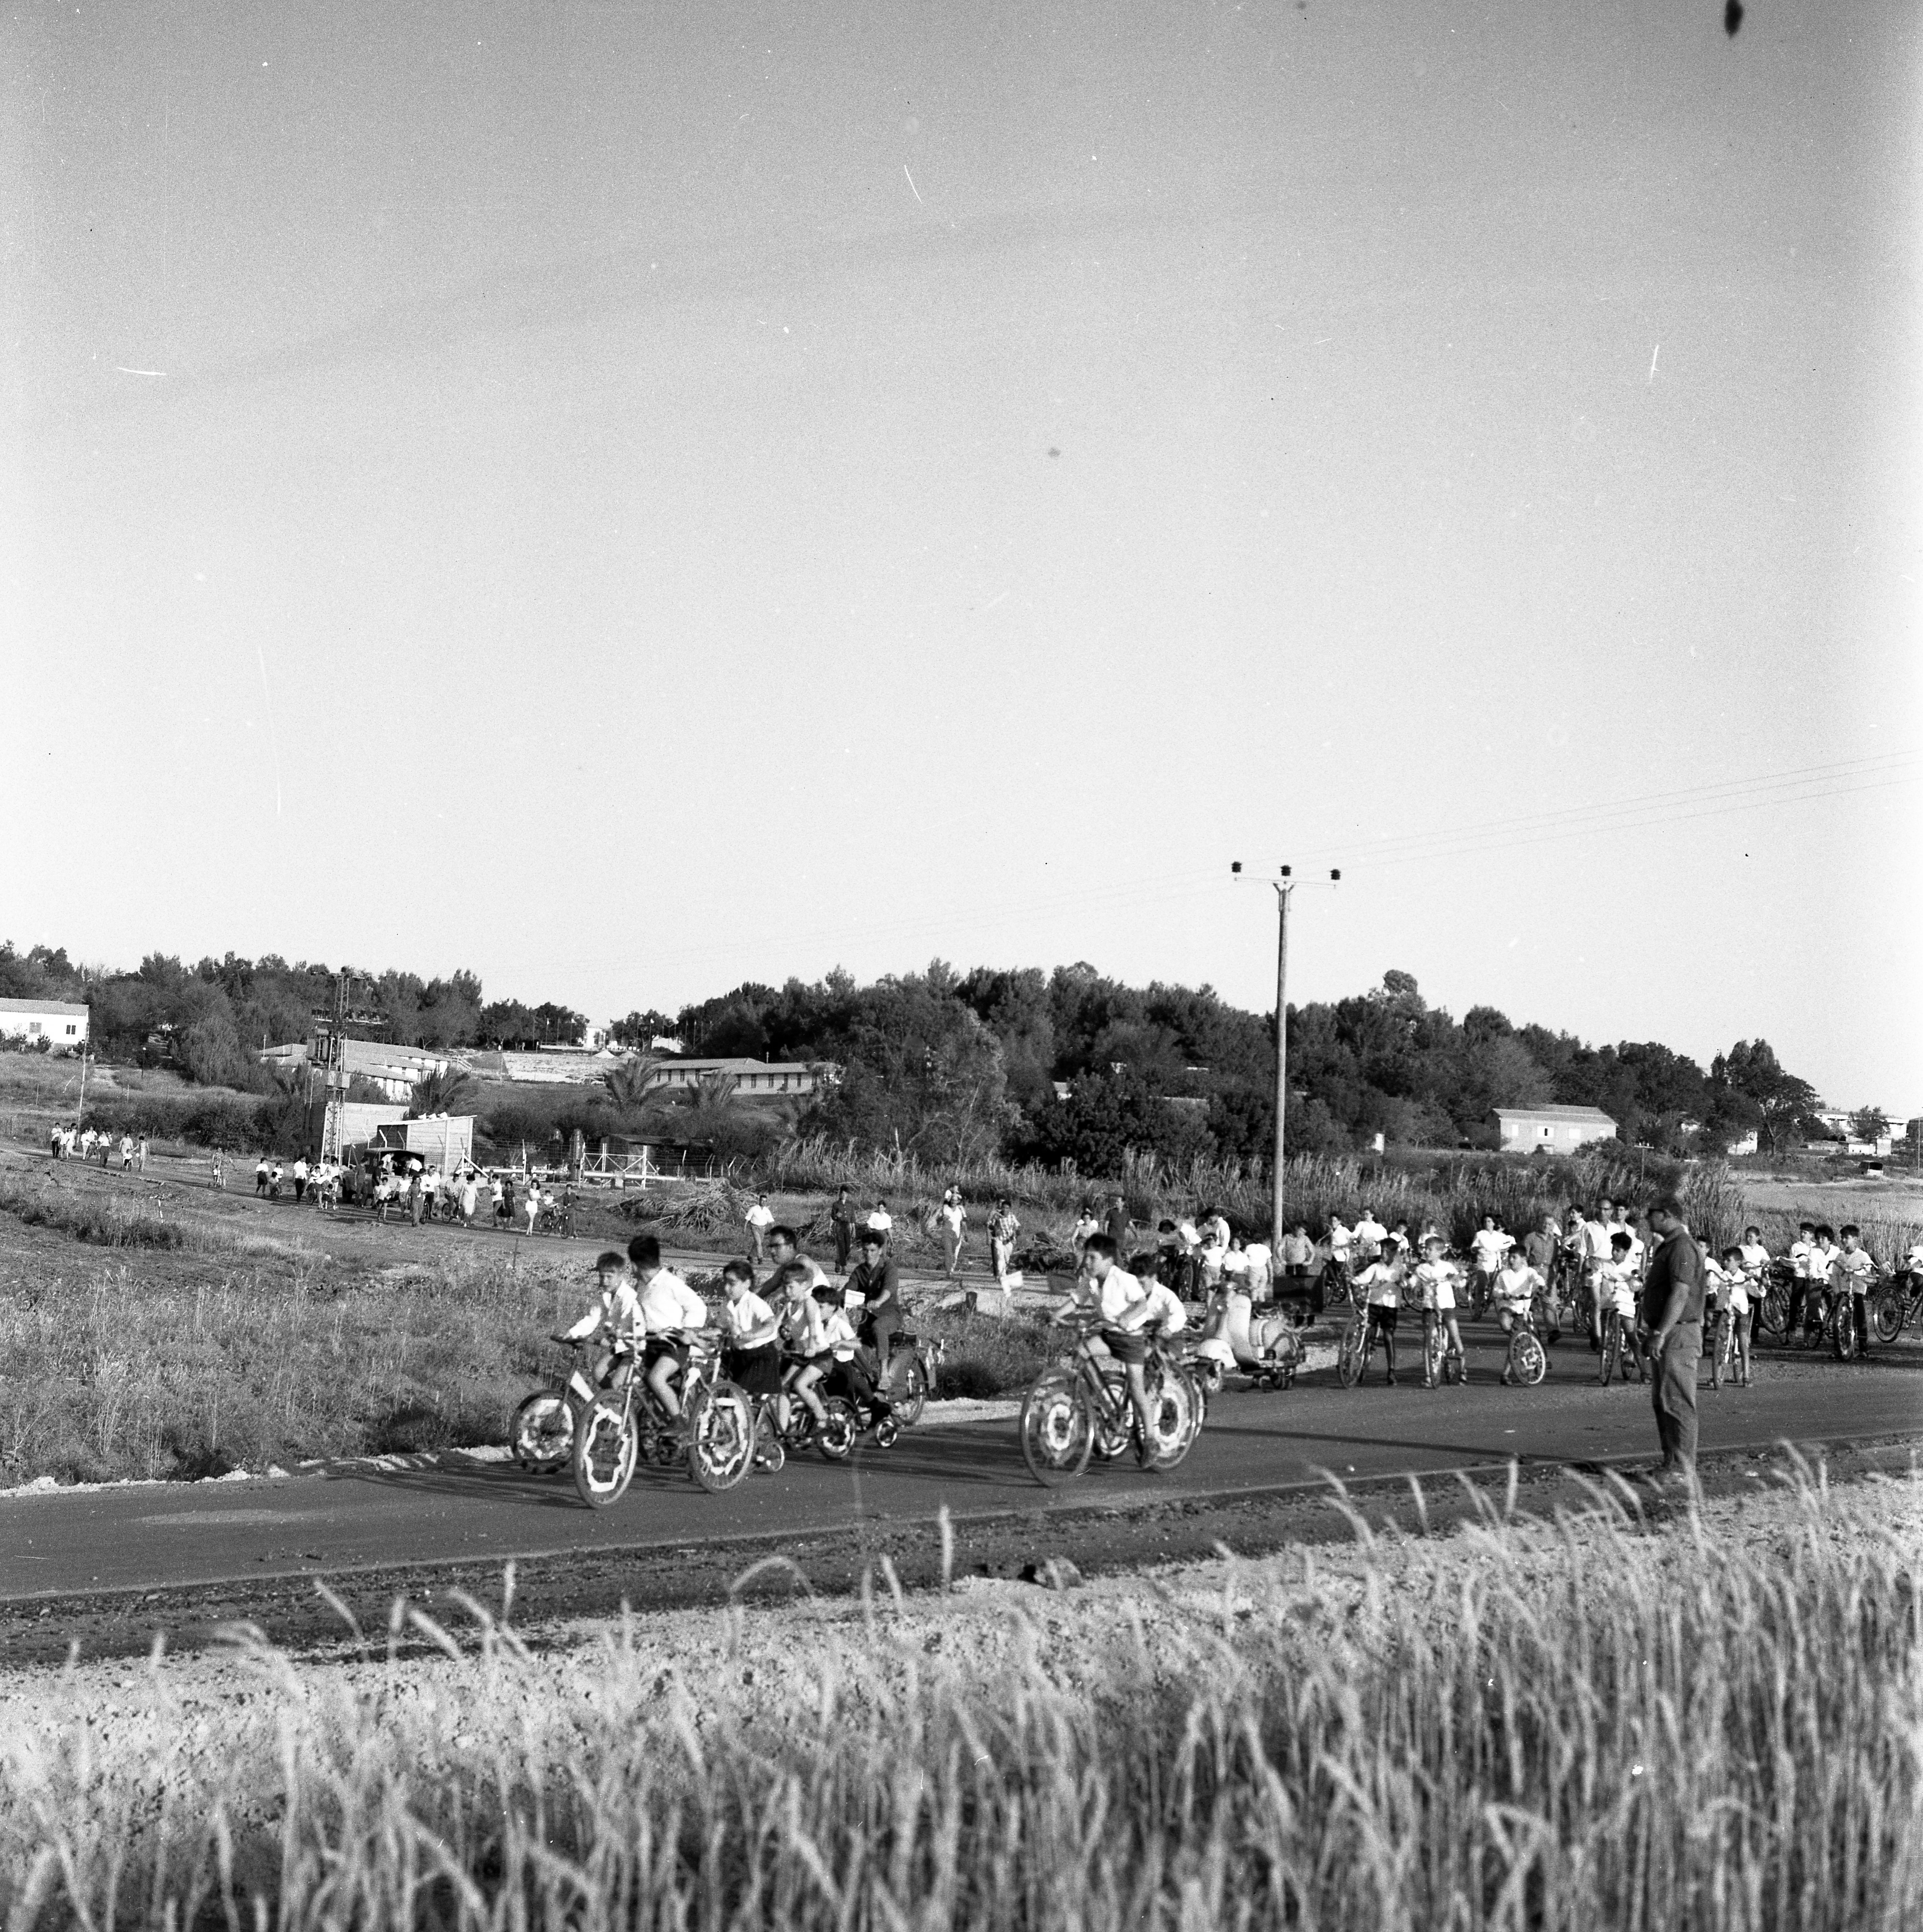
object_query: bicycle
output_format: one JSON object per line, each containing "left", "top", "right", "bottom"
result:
{"left": 1500, "top": 1303, "right": 1548, "bottom": 1387}
{"left": 1755, "top": 1260, "right": 1795, "bottom": 1342}
{"left": 1598, "top": 1307, "right": 1643, "bottom": 1387}
{"left": 1872, "top": 1267, "right": 1923, "bottom": 1345}
{"left": 868, "top": 1327, "right": 943, "bottom": 1427}
{"left": 1422, "top": 1313, "right": 1465, "bottom": 1387}
{"left": 1335, "top": 1301, "right": 1369, "bottom": 1388}
{"left": 571, "top": 1329, "right": 755, "bottom": 1506}
{"left": 1828, "top": 1283, "right": 1870, "bottom": 1363}
{"left": 511, "top": 1335, "right": 607, "bottom": 1472}
{"left": 1018, "top": 1311, "right": 1197, "bottom": 1486}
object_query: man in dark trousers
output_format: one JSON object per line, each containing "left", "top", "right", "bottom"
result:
{"left": 1104, "top": 1192, "right": 1132, "bottom": 1253}
{"left": 845, "top": 1228, "right": 902, "bottom": 1415}
{"left": 829, "top": 1185, "right": 857, "bottom": 1272}
{"left": 1641, "top": 1198, "right": 1708, "bottom": 1479}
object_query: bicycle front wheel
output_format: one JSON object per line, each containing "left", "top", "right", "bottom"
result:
{"left": 1512, "top": 1333, "right": 1547, "bottom": 1386}
{"left": 1019, "top": 1370, "right": 1094, "bottom": 1487}
{"left": 889, "top": 1353, "right": 928, "bottom": 1428}
{"left": 572, "top": 1395, "right": 638, "bottom": 1510}
{"left": 1872, "top": 1288, "right": 1905, "bottom": 1346}
{"left": 1143, "top": 1371, "right": 1198, "bottom": 1468}
{"left": 1337, "top": 1327, "right": 1365, "bottom": 1389}
{"left": 510, "top": 1388, "right": 577, "bottom": 1472}
{"left": 687, "top": 1382, "right": 755, "bottom": 1493}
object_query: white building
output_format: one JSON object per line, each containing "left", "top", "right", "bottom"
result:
{"left": 0, "top": 997, "right": 88, "bottom": 1053}
{"left": 1491, "top": 1104, "right": 1618, "bottom": 1151}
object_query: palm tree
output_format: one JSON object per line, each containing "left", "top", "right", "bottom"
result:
{"left": 408, "top": 1067, "right": 477, "bottom": 1118}
{"left": 602, "top": 1054, "right": 666, "bottom": 1119}
{"left": 689, "top": 1068, "right": 739, "bottom": 1110}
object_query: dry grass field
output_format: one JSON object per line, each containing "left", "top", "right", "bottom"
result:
{"left": 2, "top": 1469, "right": 1917, "bottom": 1929}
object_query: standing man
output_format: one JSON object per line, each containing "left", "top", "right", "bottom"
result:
{"left": 744, "top": 1192, "right": 775, "bottom": 1262}
{"left": 937, "top": 1188, "right": 967, "bottom": 1276}
{"left": 1104, "top": 1192, "right": 1132, "bottom": 1253}
{"left": 987, "top": 1197, "right": 1021, "bottom": 1291}
{"left": 1641, "top": 1198, "right": 1708, "bottom": 1480}
{"left": 829, "top": 1185, "right": 857, "bottom": 1272}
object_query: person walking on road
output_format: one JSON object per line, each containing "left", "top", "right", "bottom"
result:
{"left": 829, "top": 1186, "right": 857, "bottom": 1271}
{"left": 987, "top": 1198, "right": 1021, "bottom": 1292}
{"left": 1104, "top": 1192, "right": 1131, "bottom": 1253}
{"left": 937, "top": 1187, "right": 967, "bottom": 1276}
{"left": 744, "top": 1192, "right": 775, "bottom": 1261}
{"left": 1641, "top": 1199, "right": 1708, "bottom": 1480}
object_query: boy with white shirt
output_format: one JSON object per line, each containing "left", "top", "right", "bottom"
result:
{"left": 1409, "top": 1239, "right": 1467, "bottom": 1387}
{"left": 1468, "top": 1217, "right": 1512, "bottom": 1295}
{"left": 719, "top": 1258, "right": 785, "bottom": 1418}
{"left": 563, "top": 1250, "right": 646, "bottom": 1393}
{"left": 1719, "top": 1244, "right": 1754, "bottom": 1386}
{"left": 1352, "top": 1208, "right": 1387, "bottom": 1263}
{"left": 1831, "top": 1224, "right": 1876, "bottom": 1355}
{"left": 1786, "top": 1221, "right": 1820, "bottom": 1337}
{"left": 1352, "top": 1249, "right": 1406, "bottom": 1386}
{"left": 1597, "top": 1234, "right": 1645, "bottom": 1385}
{"left": 1324, "top": 1216, "right": 1354, "bottom": 1313}
{"left": 626, "top": 1234, "right": 711, "bottom": 1426}
{"left": 1059, "top": 1234, "right": 1157, "bottom": 1462}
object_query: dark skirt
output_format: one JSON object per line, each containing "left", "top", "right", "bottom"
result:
{"left": 727, "top": 1344, "right": 784, "bottom": 1397}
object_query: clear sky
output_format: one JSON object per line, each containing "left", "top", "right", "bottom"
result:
{"left": 5, "top": 1, "right": 1918, "bottom": 1112}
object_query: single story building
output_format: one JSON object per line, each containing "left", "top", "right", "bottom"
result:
{"left": 647, "top": 1057, "right": 835, "bottom": 1098}
{"left": 1491, "top": 1104, "right": 1618, "bottom": 1151}
{"left": 0, "top": 997, "right": 88, "bottom": 1052}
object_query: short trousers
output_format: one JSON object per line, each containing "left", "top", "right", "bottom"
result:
{"left": 1102, "top": 1328, "right": 1150, "bottom": 1366}
{"left": 641, "top": 1337, "right": 688, "bottom": 1374}
{"left": 1366, "top": 1305, "right": 1399, "bottom": 1333}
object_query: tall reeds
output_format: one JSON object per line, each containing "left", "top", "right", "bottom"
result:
{"left": 2, "top": 1475, "right": 1917, "bottom": 1928}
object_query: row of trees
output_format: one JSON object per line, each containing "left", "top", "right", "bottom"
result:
{"left": 3, "top": 938, "right": 1877, "bottom": 1174}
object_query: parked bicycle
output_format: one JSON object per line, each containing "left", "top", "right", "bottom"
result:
{"left": 1598, "top": 1307, "right": 1643, "bottom": 1387}
{"left": 571, "top": 1329, "right": 755, "bottom": 1505}
{"left": 1872, "top": 1267, "right": 1923, "bottom": 1345}
{"left": 1018, "top": 1310, "right": 1197, "bottom": 1485}
{"left": 1335, "top": 1300, "right": 1370, "bottom": 1389}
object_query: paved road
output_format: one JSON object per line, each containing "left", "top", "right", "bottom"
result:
{"left": 6, "top": 1332, "right": 1918, "bottom": 1603}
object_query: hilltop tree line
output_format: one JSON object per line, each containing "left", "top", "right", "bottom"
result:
{"left": 3, "top": 939, "right": 1872, "bottom": 1169}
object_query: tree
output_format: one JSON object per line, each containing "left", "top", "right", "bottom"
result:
{"left": 1850, "top": 1106, "right": 1889, "bottom": 1142}
{"left": 408, "top": 1068, "right": 476, "bottom": 1118}
{"left": 1712, "top": 1039, "right": 1820, "bottom": 1154}
{"left": 610, "top": 1010, "right": 677, "bottom": 1048}
{"left": 602, "top": 1055, "right": 666, "bottom": 1118}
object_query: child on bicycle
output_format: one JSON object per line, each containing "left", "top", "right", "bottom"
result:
{"left": 720, "top": 1258, "right": 785, "bottom": 1415}
{"left": 626, "top": 1234, "right": 710, "bottom": 1430}
{"left": 1597, "top": 1232, "right": 1645, "bottom": 1384}
{"left": 1061, "top": 1234, "right": 1157, "bottom": 1463}
{"left": 1832, "top": 1224, "right": 1876, "bottom": 1355}
{"left": 562, "top": 1250, "right": 645, "bottom": 1391}
{"left": 1720, "top": 1245, "right": 1754, "bottom": 1386}
{"left": 1493, "top": 1248, "right": 1544, "bottom": 1385}
{"left": 1351, "top": 1246, "right": 1406, "bottom": 1386}
{"left": 778, "top": 1259, "right": 852, "bottom": 1431}
{"left": 1409, "top": 1237, "right": 1466, "bottom": 1386}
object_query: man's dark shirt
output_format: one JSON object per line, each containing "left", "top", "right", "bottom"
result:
{"left": 1105, "top": 1204, "right": 1131, "bottom": 1247}
{"left": 847, "top": 1255, "right": 901, "bottom": 1321}
{"left": 1523, "top": 1230, "right": 1557, "bottom": 1275}
{"left": 830, "top": 1196, "right": 855, "bottom": 1229}
{"left": 1641, "top": 1227, "right": 1707, "bottom": 1329}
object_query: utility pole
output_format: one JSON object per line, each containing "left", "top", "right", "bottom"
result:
{"left": 1234, "top": 862, "right": 1339, "bottom": 1243}
{"left": 1270, "top": 872, "right": 1293, "bottom": 1247}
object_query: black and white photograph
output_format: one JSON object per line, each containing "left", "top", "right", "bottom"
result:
{"left": 3, "top": 3, "right": 1919, "bottom": 1925}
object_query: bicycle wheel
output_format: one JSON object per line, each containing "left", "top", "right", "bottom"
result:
{"left": 1019, "top": 1370, "right": 1095, "bottom": 1487}
{"left": 510, "top": 1388, "right": 577, "bottom": 1472}
{"left": 752, "top": 1402, "right": 786, "bottom": 1474}
{"left": 1872, "top": 1288, "right": 1905, "bottom": 1346}
{"left": 572, "top": 1395, "right": 638, "bottom": 1509}
{"left": 1512, "top": 1333, "right": 1547, "bottom": 1386}
{"left": 1337, "top": 1325, "right": 1365, "bottom": 1389}
{"left": 889, "top": 1353, "right": 929, "bottom": 1428}
{"left": 817, "top": 1396, "right": 858, "bottom": 1461}
{"left": 1757, "top": 1285, "right": 1787, "bottom": 1340}
{"left": 1142, "top": 1368, "right": 1197, "bottom": 1468}
{"left": 1091, "top": 1365, "right": 1132, "bottom": 1460}
{"left": 1599, "top": 1322, "right": 1618, "bottom": 1387}
{"left": 687, "top": 1382, "right": 755, "bottom": 1493}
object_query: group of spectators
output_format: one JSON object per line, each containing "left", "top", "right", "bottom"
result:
{"left": 49, "top": 1123, "right": 145, "bottom": 1171}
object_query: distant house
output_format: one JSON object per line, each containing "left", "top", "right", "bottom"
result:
{"left": 648, "top": 1057, "right": 835, "bottom": 1099}
{"left": 1491, "top": 1104, "right": 1618, "bottom": 1151}
{"left": 264, "top": 1035, "right": 450, "bottom": 1102}
{"left": 0, "top": 997, "right": 88, "bottom": 1053}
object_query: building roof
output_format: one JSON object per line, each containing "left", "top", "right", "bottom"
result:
{"left": 1492, "top": 1104, "right": 1618, "bottom": 1124}
{"left": 653, "top": 1057, "right": 824, "bottom": 1075}
{"left": 0, "top": 997, "right": 88, "bottom": 1016}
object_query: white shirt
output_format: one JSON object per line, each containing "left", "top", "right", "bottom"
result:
{"left": 565, "top": 1279, "right": 644, "bottom": 1345}
{"left": 1119, "top": 1279, "right": 1188, "bottom": 1334}
{"left": 1327, "top": 1219, "right": 1354, "bottom": 1258}
{"left": 1832, "top": 1247, "right": 1875, "bottom": 1293}
{"left": 636, "top": 1269, "right": 708, "bottom": 1334}
{"left": 1470, "top": 1229, "right": 1512, "bottom": 1270}
{"left": 1242, "top": 1241, "right": 1272, "bottom": 1285}
{"left": 1219, "top": 1247, "right": 1251, "bottom": 1278}
{"left": 1089, "top": 1265, "right": 1148, "bottom": 1325}
{"left": 1495, "top": 1263, "right": 1541, "bottom": 1308}
{"left": 724, "top": 1291, "right": 776, "bottom": 1342}
{"left": 1357, "top": 1262, "right": 1403, "bottom": 1309}
{"left": 1789, "top": 1240, "right": 1817, "bottom": 1277}
{"left": 1411, "top": 1260, "right": 1457, "bottom": 1311}
{"left": 1739, "top": 1242, "right": 1772, "bottom": 1276}
{"left": 939, "top": 1200, "right": 965, "bottom": 1231}
{"left": 745, "top": 1204, "right": 775, "bottom": 1229}
{"left": 865, "top": 1210, "right": 892, "bottom": 1231}
{"left": 1352, "top": 1216, "right": 1387, "bottom": 1254}
{"left": 1600, "top": 1259, "right": 1639, "bottom": 1318}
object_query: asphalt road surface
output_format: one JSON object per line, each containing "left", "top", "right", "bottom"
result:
{"left": 6, "top": 1334, "right": 1918, "bottom": 1604}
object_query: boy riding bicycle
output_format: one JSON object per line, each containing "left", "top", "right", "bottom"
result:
{"left": 561, "top": 1249, "right": 646, "bottom": 1392}
{"left": 1058, "top": 1234, "right": 1158, "bottom": 1464}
